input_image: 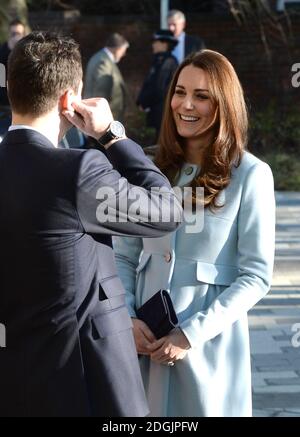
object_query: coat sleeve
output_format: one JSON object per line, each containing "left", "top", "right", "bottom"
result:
{"left": 158, "top": 57, "right": 178, "bottom": 99}
{"left": 180, "top": 162, "right": 275, "bottom": 348}
{"left": 136, "top": 71, "right": 156, "bottom": 109}
{"left": 113, "top": 236, "right": 143, "bottom": 317}
{"left": 76, "top": 138, "right": 182, "bottom": 237}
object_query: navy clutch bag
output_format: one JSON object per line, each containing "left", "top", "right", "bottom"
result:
{"left": 136, "top": 289, "right": 178, "bottom": 339}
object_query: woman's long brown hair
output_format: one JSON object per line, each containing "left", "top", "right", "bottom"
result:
{"left": 155, "top": 49, "right": 248, "bottom": 209}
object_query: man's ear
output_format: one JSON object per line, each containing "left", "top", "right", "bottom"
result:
{"left": 77, "top": 80, "right": 83, "bottom": 98}
{"left": 60, "top": 90, "right": 74, "bottom": 112}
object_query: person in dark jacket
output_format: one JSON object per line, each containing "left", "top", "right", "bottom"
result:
{"left": 137, "top": 29, "right": 178, "bottom": 141}
{"left": 0, "top": 31, "right": 182, "bottom": 417}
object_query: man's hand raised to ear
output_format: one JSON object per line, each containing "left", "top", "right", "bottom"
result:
{"left": 63, "top": 98, "right": 126, "bottom": 148}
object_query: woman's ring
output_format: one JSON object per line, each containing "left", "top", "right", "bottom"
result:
{"left": 167, "top": 361, "right": 175, "bottom": 366}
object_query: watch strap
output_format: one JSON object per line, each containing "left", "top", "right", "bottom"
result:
{"left": 97, "top": 130, "right": 114, "bottom": 146}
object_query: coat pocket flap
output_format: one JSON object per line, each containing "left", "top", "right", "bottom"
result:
{"left": 92, "top": 306, "right": 133, "bottom": 338}
{"left": 197, "top": 261, "right": 238, "bottom": 286}
{"left": 100, "top": 275, "right": 125, "bottom": 299}
{"left": 136, "top": 253, "right": 151, "bottom": 273}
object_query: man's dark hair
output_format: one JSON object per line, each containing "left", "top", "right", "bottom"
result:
{"left": 8, "top": 31, "right": 82, "bottom": 116}
{"left": 105, "top": 33, "right": 129, "bottom": 49}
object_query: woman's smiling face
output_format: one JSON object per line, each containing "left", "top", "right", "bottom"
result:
{"left": 171, "top": 65, "right": 216, "bottom": 140}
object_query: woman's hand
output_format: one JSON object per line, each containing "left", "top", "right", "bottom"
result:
{"left": 132, "top": 318, "right": 156, "bottom": 355}
{"left": 148, "top": 328, "right": 191, "bottom": 365}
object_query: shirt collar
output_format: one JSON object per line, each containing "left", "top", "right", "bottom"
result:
{"left": 8, "top": 125, "right": 57, "bottom": 147}
{"left": 103, "top": 47, "right": 116, "bottom": 63}
{"left": 178, "top": 32, "right": 185, "bottom": 42}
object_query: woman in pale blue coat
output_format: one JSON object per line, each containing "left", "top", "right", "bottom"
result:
{"left": 113, "top": 50, "right": 275, "bottom": 417}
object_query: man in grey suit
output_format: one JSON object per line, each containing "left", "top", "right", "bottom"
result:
{"left": 0, "top": 31, "right": 182, "bottom": 417}
{"left": 84, "top": 33, "right": 129, "bottom": 121}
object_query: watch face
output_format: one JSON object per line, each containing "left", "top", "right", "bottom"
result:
{"left": 110, "top": 120, "right": 125, "bottom": 137}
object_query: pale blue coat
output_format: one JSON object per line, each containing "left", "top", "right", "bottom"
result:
{"left": 113, "top": 152, "right": 275, "bottom": 417}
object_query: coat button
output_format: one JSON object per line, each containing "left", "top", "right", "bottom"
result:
{"left": 184, "top": 166, "right": 194, "bottom": 175}
{"left": 164, "top": 252, "right": 172, "bottom": 263}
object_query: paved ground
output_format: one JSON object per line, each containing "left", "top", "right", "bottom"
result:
{"left": 250, "top": 192, "right": 300, "bottom": 417}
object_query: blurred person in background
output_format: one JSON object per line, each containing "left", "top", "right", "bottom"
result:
{"left": 84, "top": 32, "right": 129, "bottom": 122}
{"left": 167, "top": 9, "right": 205, "bottom": 64}
{"left": 137, "top": 29, "right": 178, "bottom": 142}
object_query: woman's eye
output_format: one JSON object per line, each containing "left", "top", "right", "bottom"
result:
{"left": 174, "top": 89, "right": 185, "bottom": 96}
{"left": 196, "top": 94, "right": 209, "bottom": 100}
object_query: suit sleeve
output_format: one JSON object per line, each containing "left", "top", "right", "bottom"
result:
{"left": 180, "top": 162, "right": 275, "bottom": 347}
{"left": 185, "top": 34, "right": 205, "bottom": 55}
{"left": 191, "top": 35, "right": 205, "bottom": 51}
{"left": 76, "top": 138, "right": 182, "bottom": 237}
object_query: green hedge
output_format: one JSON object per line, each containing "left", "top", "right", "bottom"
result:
{"left": 249, "top": 102, "right": 300, "bottom": 191}
{"left": 256, "top": 153, "right": 300, "bottom": 191}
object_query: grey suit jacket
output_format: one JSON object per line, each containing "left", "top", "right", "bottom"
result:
{"left": 84, "top": 49, "right": 127, "bottom": 121}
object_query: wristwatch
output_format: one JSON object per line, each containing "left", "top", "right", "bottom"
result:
{"left": 97, "top": 120, "right": 125, "bottom": 146}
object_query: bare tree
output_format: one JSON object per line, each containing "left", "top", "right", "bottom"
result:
{"left": 0, "top": 1, "right": 9, "bottom": 42}
{"left": 226, "top": 0, "right": 294, "bottom": 62}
